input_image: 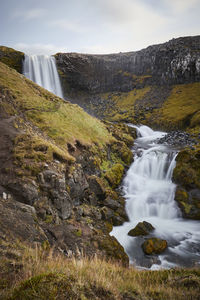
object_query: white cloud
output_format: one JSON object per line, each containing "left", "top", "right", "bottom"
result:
{"left": 164, "top": 0, "right": 199, "bottom": 14}
{"left": 49, "top": 19, "right": 86, "bottom": 33}
{"left": 12, "top": 9, "right": 47, "bottom": 21}
{"left": 14, "top": 43, "right": 67, "bottom": 55}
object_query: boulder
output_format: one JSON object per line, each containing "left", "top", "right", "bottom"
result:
{"left": 103, "top": 197, "right": 121, "bottom": 210}
{"left": 87, "top": 175, "right": 106, "bottom": 201}
{"left": 142, "top": 238, "right": 167, "bottom": 255}
{"left": 128, "top": 221, "right": 155, "bottom": 236}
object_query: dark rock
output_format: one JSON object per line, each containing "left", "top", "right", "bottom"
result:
{"left": 50, "top": 190, "right": 72, "bottom": 220}
{"left": 87, "top": 175, "right": 106, "bottom": 201}
{"left": 128, "top": 221, "right": 155, "bottom": 236}
{"left": 103, "top": 197, "right": 121, "bottom": 210}
{"left": 56, "top": 36, "right": 200, "bottom": 98}
{"left": 142, "top": 238, "right": 168, "bottom": 255}
{"left": 100, "top": 206, "right": 114, "bottom": 220}
{"left": 7, "top": 182, "right": 39, "bottom": 205}
{"left": 67, "top": 166, "right": 89, "bottom": 205}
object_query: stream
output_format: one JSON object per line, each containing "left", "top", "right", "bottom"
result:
{"left": 111, "top": 125, "right": 200, "bottom": 269}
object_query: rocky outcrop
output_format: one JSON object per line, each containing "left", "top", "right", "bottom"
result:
{"left": 55, "top": 36, "right": 200, "bottom": 96}
{"left": 173, "top": 149, "right": 200, "bottom": 219}
{"left": 0, "top": 62, "right": 136, "bottom": 265}
{"left": 128, "top": 221, "right": 155, "bottom": 237}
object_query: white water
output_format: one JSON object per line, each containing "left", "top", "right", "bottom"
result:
{"left": 111, "top": 125, "right": 200, "bottom": 269}
{"left": 23, "top": 54, "right": 63, "bottom": 98}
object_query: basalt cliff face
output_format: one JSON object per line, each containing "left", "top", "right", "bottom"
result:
{"left": 55, "top": 36, "right": 200, "bottom": 95}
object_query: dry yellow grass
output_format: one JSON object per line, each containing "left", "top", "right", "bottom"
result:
{"left": 1, "top": 244, "right": 200, "bottom": 300}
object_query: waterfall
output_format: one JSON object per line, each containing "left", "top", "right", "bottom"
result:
{"left": 111, "top": 125, "right": 200, "bottom": 269}
{"left": 23, "top": 54, "right": 63, "bottom": 98}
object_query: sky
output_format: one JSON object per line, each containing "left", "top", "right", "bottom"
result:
{"left": 1, "top": 0, "right": 200, "bottom": 55}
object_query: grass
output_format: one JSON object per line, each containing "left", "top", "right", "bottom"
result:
{"left": 0, "top": 62, "right": 114, "bottom": 150}
{"left": 160, "top": 83, "right": 200, "bottom": 128}
{"left": 97, "top": 87, "right": 150, "bottom": 122}
{"left": 0, "top": 46, "right": 24, "bottom": 73}
{"left": 0, "top": 244, "right": 200, "bottom": 299}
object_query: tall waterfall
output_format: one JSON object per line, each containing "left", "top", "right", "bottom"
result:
{"left": 111, "top": 125, "right": 200, "bottom": 269}
{"left": 23, "top": 54, "right": 63, "bottom": 98}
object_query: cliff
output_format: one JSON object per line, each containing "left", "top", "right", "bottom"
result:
{"left": 55, "top": 36, "right": 200, "bottom": 95}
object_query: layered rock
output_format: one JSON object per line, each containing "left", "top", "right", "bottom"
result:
{"left": 55, "top": 36, "right": 200, "bottom": 96}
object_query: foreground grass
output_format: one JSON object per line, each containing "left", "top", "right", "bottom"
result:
{"left": 0, "top": 244, "right": 199, "bottom": 300}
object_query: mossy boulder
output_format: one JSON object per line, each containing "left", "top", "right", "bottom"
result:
{"left": 142, "top": 238, "right": 167, "bottom": 255}
{"left": 0, "top": 46, "right": 24, "bottom": 73}
{"left": 97, "top": 235, "right": 129, "bottom": 265}
{"left": 105, "top": 163, "right": 124, "bottom": 188}
{"left": 128, "top": 221, "right": 155, "bottom": 236}
{"left": 175, "top": 187, "right": 200, "bottom": 219}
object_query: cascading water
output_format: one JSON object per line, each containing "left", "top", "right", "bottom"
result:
{"left": 111, "top": 125, "right": 200, "bottom": 269}
{"left": 23, "top": 54, "right": 63, "bottom": 98}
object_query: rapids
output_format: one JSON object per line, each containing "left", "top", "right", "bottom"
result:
{"left": 111, "top": 125, "right": 200, "bottom": 269}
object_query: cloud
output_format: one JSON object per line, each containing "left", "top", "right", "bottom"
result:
{"left": 49, "top": 19, "right": 85, "bottom": 33}
{"left": 14, "top": 43, "right": 67, "bottom": 55}
{"left": 12, "top": 8, "right": 47, "bottom": 21}
{"left": 163, "top": 0, "right": 199, "bottom": 14}
{"left": 95, "top": 0, "right": 168, "bottom": 39}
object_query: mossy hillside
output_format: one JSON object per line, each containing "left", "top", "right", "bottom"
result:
{"left": 102, "top": 87, "right": 151, "bottom": 122}
{"left": 0, "top": 62, "right": 114, "bottom": 151}
{"left": 0, "top": 46, "right": 24, "bottom": 73}
{"left": 160, "top": 83, "right": 200, "bottom": 129}
{"left": 1, "top": 244, "right": 200, "bottom": 300}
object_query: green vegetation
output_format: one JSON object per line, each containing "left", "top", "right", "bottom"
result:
{"left": 0, "top": 46, "right": 24, "bottom": 73}
{"left": 103, "top": 87, "right": 150, "bottom": 122}
{"left": 0, "top": 61, "right": 114, "bottom": 153}
{"left": 105, "top": 163, "right": 124, "bottom": 188}
{"left": 160, "top": 83, "right": 200, "bottom": 128}
{"left": 0, "top": 244, "right": 200, "bottom": 300}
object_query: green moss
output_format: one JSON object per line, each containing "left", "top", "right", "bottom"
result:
{"left": 45, "top": 215, "right": 53, "bottom": 224}
{"left": 98, "top": 236, "right": 128, "bottom": 265}
{"left": 180, "top": 201, "right": 192, "bottom": 214}
{"left": 74, "top": 229, "right": 82, "bottom": 237}
{"left": 105, "top": 163, "right": 124, "bottom": 188}
{"left": 160, "top": 83, "right": 200, "bottom": 129}
{"left": 142, "top": 238, "right": 167, "bottom": 255}
{"left": 10, "top": 273, "right": 76, "bottom": 300}
{"left": 0, "top": 62, "right": 114, "bottom": 157}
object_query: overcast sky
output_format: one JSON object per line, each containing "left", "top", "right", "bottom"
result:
{"left": 1, "top": 0, "right": 200, "bottom": 55}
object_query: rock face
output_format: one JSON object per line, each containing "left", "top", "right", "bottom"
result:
{"left": 55, "top": 36, "right": 200, "bottom": 96}
{"left": 142, "top": 238, "right": 168, "bottom": 255}
{"left": 128, "top": 221, "right": 155, "bottom": 236}
{"left": 173, "top": 149, "right": 200, "bottom": 219}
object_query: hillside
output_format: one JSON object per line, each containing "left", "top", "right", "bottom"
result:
{"left": 0, "top": 60, "right": 139, "bottom": 270}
